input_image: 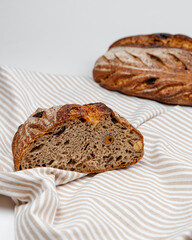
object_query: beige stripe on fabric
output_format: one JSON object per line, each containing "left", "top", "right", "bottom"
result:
{"left": 0, "top": 65, "right": 192, "bottom": 240}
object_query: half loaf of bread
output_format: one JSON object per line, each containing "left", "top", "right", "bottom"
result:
{"left": 93, "top": 33, "right": 192, "bottom": 106}
{"left": 12, "top": 103, "right": 144, "bottom": 173}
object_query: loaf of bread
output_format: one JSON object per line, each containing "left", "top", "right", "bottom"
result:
{"left": 12, "top": 103, "right": 144, "bottom": 173}
{"left": 93, "top": 33, "right": 192, "bottom": 106}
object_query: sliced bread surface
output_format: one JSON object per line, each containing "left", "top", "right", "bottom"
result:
{"left": 12, "top": 103, "right": 144, "bottom": 173}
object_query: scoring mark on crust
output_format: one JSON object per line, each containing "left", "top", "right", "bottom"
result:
{"left": 145, "top": 78, "right": 157, "bottom": 85}
{"left": 168, "top": 53, "right": 189, "bottom": 70}
{"left": 147, "top": 53, "right": 167, "bottom": 68}
{"left": 128, "top": 52, "right": 148, "bottom": 67}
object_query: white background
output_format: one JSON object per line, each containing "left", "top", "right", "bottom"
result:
{"left": 1, "top": 0, "right": 192, "bottom": 239}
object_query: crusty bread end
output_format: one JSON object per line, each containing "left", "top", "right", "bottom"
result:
{"left": 12, "top": 103, "right": 144, "bottom": 173}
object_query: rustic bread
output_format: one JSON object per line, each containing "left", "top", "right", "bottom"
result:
{"left": 12, "top": 103, "right": 144, "bottom": 173}
{"left": 93, "top": 33, "right": 192, "bottom": 106}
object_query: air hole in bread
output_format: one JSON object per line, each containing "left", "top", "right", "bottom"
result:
{"left": 107, "top": 156, "right": 114, "bottom": 163}
{"left": 129, "top": 141, "right": 133, "bottom": 146}
{"left": 111, "top": 116, "right": 118, "bottom": 124}
{"left": 76, "top": 163, "right": 82, "bottom": 168}
{"left": 126, "top": 149, "right": 132, "bottom": 153}
{"left": 116, "top": 156, "right": 122, "bottom": 161}
{"left": 42, "top": 163, "right": 46, "bottom": 167}
{"left": 103, "top": 154, "right": 110, "bottom": 160}
{"left": 84, "top": 144, "right": 89, "bottom": 150}
{"left": 48, "top": 160, "right": 54, "bottom": 165}
{"left": 64, "top": 140, "right": 69, "bottom": 145}
{"left": 47, "top": 132, "right": 53, "bottom": 135}
{"left": 54, "top": 126, "right": 66, "bottom": 137}
{"left": 30, "top": 144, "right": 44, "bottom": 153}
{"left": 68, "top": 159, "right": 76, "bottom": 164}
{"left": 80, "top": 118, "right": 86, "bottom": 123}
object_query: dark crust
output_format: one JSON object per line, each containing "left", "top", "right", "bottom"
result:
{"left": 12, "top": 103, "right": 144, "bottom": 172}
{"left": 109, "top": 33, "right": 192, "bottom": 51}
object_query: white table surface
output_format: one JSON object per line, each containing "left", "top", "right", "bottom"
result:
{"left": 1, "top": 0, "right": 192, "bottom": 239}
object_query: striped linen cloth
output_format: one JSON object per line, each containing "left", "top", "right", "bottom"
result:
{"left": 0, "top": 65, "right": 192, "bottom": 240}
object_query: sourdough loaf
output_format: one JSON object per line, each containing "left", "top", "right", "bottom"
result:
{"left": 12, "top": 103, "right": 144, "bottom": 173}
{"left": 93, "top": 33, "right": 192, "bottom": 106}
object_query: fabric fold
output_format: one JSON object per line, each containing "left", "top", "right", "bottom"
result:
{"left": 0, "top": 66, "right": 192, "bottom": 240}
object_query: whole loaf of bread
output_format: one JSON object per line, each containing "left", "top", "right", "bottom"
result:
{"left": 12, "top": 103, "right": 144, "bottom": 173}
{"left": 93, "top": 33, "right": 192, "bottom": 106}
